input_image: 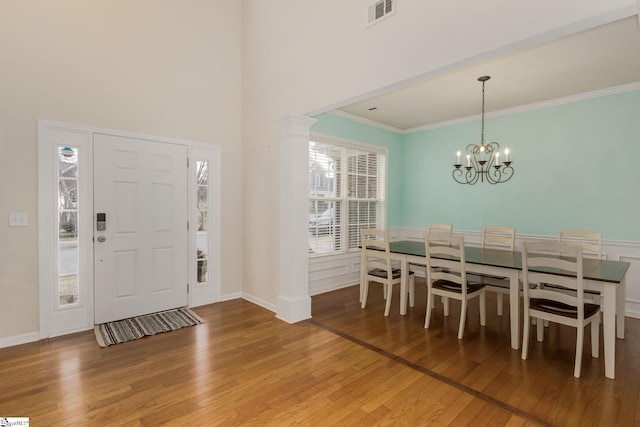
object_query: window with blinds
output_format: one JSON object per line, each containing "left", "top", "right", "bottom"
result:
{"left": 309, "top": 138, "right": 386, "bottom": 256}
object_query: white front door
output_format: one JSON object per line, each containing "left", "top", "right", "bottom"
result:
{"left": 94, "top": 134, "right": 188, "bottom": 323}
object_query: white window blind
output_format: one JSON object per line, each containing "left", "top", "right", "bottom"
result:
{"left": 309, "top": 138, "right": 386, "bottom": 256}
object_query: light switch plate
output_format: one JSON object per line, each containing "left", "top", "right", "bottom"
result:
{"left": 9, "top": 212, "right": 28, "bottom": 227}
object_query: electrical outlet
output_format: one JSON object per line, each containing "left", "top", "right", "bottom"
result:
{"left": 9, "top": 212, "right": 28, "bottom": 227}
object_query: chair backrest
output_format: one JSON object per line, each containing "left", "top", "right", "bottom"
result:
{"left": 361, "top": 228, "right": 393, "bottom": 279}
{"left": 481, "top": 226, "right": 515, "bottom": 251}
{"left": 425, "top": 232, "right": 467, "bottom": 292}
{"left": 558, "top": 230, "right": 602, "bottom": 259}
{"left": 427, "top": 223, "right": 453, "bottom": 234}
{"left": 522, "top": 241, "right": 586, "bottom": 315}
{"left": 427, "top": 223, "right": 453, "bottom": 246}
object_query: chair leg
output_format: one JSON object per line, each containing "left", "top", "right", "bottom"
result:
{"left": 458, "top": 299, "right": 467, "bottom": 339}
{"left": 408, "top": 275, "right": 415, "bottom": 308}
{"left": 424, "top": 290, "right": 433, "bottom": 329}
{"left": 479, "top": 291, "right": 486, "bottom": 327}
{"left": 384, "top": 283, "right": 393, "bottom": 316}
{"left": 383, "top": 283, "right": 388, "bottom": 300}
{"left": 591, "top": 315, "right": 600, "bottom": 358}
{"left": 496, "top": 293, "right": 503, "bottom": 316}
{"left": 361, "top": 280, "right": 369, "bottom": 309}
{"left": 522, "top": 312, "right": 530, "bottom": 360}
{"left": 443, "top": 297, "right": 450, "bottom": 316}
{"left": 536, "top": 319, "right": 544, "bottom": 342}
{"left": 575, "top": 324, "right": 585, "bottom": 378}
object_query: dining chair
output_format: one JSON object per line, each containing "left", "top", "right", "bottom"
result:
{"left": 558, "top": 230, "right": 603, "bottom": 304}
{"left": 424, "top": 232, "right": 486, "bottom": 339}
{"left": 470, "top": 226, "right": 516, "bottom": 316}
{"left": 360, "top": 229, "right": 415, "bottom": 316}
{"left": 521, "top": 240, "right": 600, "bottom": 378}
{"left": 425, "top": 224, "right": 453, "bottom": 308}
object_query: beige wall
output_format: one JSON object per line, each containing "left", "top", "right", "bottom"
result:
{"left": 241, "top": 0, "right": 636, "bottom": 304}
{"left": 0, "top": 0, "right": 243, "bottom": 339}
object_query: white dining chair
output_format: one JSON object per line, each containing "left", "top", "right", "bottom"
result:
{"left": 471, "top": 226, "right": 516, "bottom": 316}
{"left": 425, "top": 223, "right": 453, "bottom": 309}
{"left": 424, "top": 232, "right": 486, "bottom": 339}
{"left": 360, "top": 229, "right": 415, "bottom": 316}
{"left": 521, "top": 240, "right": 600, "bottom": 378}
{"left": 558, "top": 230, "right": 603, "bottom": 304}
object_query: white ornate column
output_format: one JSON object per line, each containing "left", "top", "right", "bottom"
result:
{"left": 275, "top": 114, "right": 318, "bottom": 323}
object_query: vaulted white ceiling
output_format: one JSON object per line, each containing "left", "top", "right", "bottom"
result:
{"left": 337, "top": 16, "right": 640, "bottom": 132}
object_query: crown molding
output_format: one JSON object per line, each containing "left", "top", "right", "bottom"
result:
{"left": 327, "top": 110, "right": 402, "bottom": 134}
{"left": 403, "top": 81, "right": 640, "bottom": 134}
{"left": 327, "top": 81, "right": 640, "bottom": 135}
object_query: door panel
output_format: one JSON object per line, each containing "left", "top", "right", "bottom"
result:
{"left": 94, "top": 134, "right": 187, "bottom": 324}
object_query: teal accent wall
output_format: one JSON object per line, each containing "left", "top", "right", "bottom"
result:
{"left": 311, "top": 113, "right": 405, "bottom": 227}
{"left": 313, "top": 89, "right": 640, "bottom": 241}
{"left": 403, "top": 90, "right": 640, "bottom": 241}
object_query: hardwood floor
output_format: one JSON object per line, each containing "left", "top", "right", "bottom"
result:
{"left": 1, "top": 280, "right": 638, "bottom": 425}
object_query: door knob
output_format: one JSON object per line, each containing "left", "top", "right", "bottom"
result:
{"left": 97, "top": 235, "right": 106, "bottom": 242}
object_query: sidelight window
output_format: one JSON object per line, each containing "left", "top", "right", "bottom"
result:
{"left": 57, "top": 146, "right": 79, "bottom": 306}
{"left": 196, "top": 160, "right": 209, "bottom": 283}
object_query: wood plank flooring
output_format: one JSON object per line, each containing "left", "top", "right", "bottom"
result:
{"left": 1, "top": 280, "right": 638, "bottom": 425}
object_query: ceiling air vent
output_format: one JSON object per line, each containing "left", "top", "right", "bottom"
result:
{"left": 367, "top": 0, "right": 395, "bottom": 26}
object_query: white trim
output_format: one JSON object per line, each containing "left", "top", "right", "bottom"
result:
{"left": 38, "top": 121, "right": 94, "bottom": 338}
{"left": 0, "top": 332, "right": 40, "bottom": 349}
{"left": 327, "top": 110, "right": 402, "bottom": 134}
{"left": 404, "top": 82, "right": 640, "bottom": 134}
{"left": 311, "top": 132, "right": 390, "bottom": 154}
{"left": 219, "top": 292, "right": 242, "bottom": 302}
{"left": 242, "top": 293, "right": 277, "bottom": 313}
{"left": 276, "top": 114, "right": 318, "bottom": 323}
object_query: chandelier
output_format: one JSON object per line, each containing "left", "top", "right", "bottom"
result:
{"left": 453, "top": 76, "right": 513, "bottom": 185}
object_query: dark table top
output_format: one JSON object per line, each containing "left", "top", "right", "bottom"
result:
{"left": 389, "top": 240, "right": 631, "bottom": 284}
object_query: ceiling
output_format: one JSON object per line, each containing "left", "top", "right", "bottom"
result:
{"left": 337, "top": 16, "right": 640, "bottom": 132}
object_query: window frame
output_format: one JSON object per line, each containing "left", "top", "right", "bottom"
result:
{"left": 309, "top": 134, "right": 388, "bottom": 258}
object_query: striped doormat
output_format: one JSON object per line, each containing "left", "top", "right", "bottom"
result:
{"left": 94, "top": 307, "right": 204, "bottom": 347}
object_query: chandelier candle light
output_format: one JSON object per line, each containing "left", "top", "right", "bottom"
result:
{"left": 453, "top": 76, "right": 514, "bottom": 185}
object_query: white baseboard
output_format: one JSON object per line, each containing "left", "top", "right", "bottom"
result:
{"left": 275, "top": 294, "right": 312, "bottom": 324}
{"left": 0, "top": 331, "right": 40, "bottom": 349}
{"left": 241, "top": 292, "right": 277, "bottom": 313}
{"left": 218, "top": 292, "right": 242, "bottom": 302}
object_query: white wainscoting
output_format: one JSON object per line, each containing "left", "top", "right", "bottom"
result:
{"left": 308, "top": 227, "right": 640, "bottom": 318}
{"left": 309, "top": 252, "right": 361, "bottom": 296}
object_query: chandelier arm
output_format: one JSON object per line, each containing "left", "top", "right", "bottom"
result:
{"left": 452, "top": 165, "right": 482, "bottom": 184}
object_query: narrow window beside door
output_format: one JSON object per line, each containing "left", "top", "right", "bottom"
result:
{"left": 196, "top": 160, "right": 209, "bottom": 283}
{"left": 57, "top": 146, "right": 80, "bottom": 306}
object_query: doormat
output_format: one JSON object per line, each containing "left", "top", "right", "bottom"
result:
{"left": 94, "top": 307, "right": 204, "bottom": 347}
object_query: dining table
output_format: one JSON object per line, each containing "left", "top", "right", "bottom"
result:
{"left": 360, "top": 239, "right": 631, "bottom": 379}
